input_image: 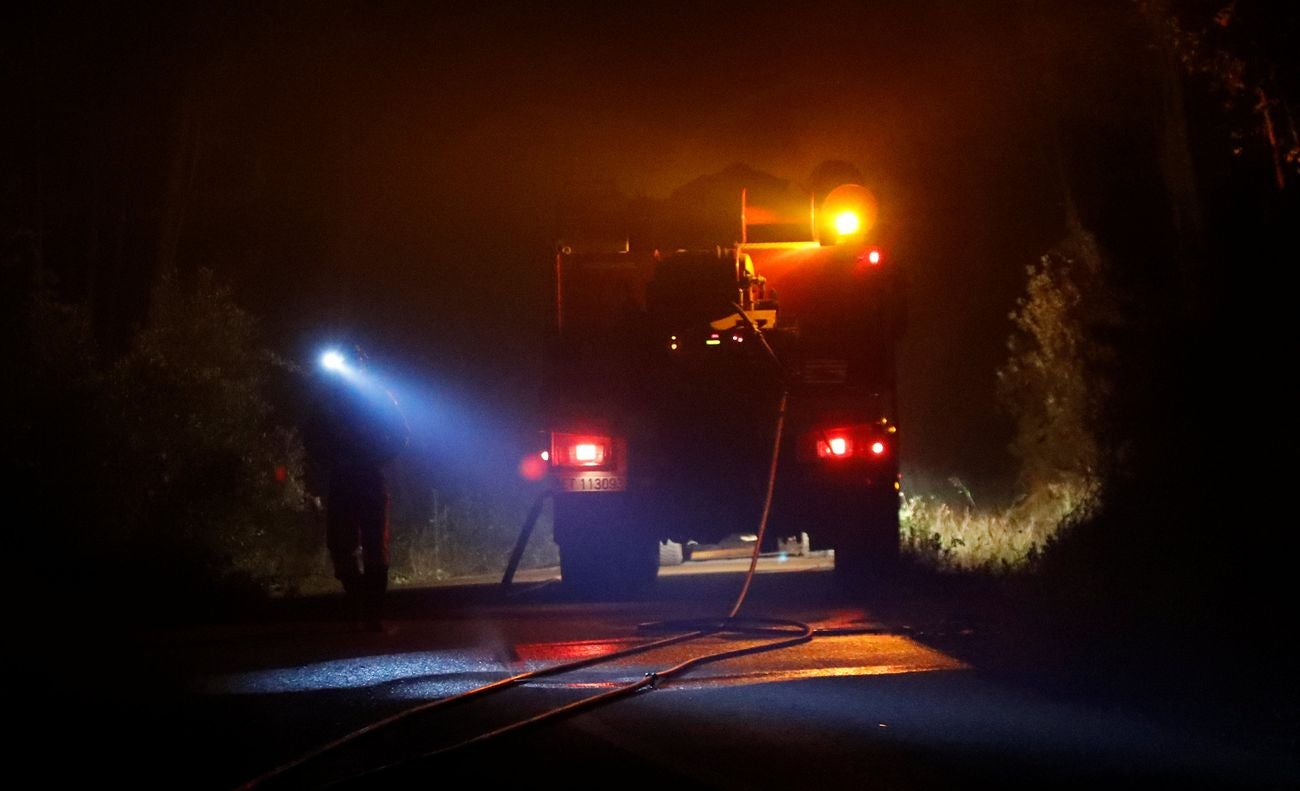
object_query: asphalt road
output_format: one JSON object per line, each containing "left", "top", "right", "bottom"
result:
{"left": 29, "top": 556, "right": 1296, "bottom": 789}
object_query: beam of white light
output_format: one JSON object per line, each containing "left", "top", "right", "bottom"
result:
{"left": 320, "top": 349, "right": 347, "bottom": 373}
{"left": 201, "top": 651, "right": 506, "bottom": 695}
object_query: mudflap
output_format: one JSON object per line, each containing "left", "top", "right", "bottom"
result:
{"left": 554, "top": 491, "right": 659, "bottom": 599}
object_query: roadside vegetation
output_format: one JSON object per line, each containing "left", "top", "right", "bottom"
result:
{"left": 901, "top": 222, "right": 1109, "bottom": 573}
{"left": 900, "top": 478, "right": 1092, "bottom": 572}
{"left": 909, "top": 7, "right": 1295, "bottom": 689}
{"left": 305, "top": 482, "right": 557, "bottom": 595}
{"left": 2, "top": 266, "right": 557, "bottom": 616}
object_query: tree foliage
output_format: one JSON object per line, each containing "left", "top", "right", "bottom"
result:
{"left": 997, "top": 222, "right": 1112, "bottom": 495}
{"left": 100, "top": 269, "right": 313, "bottom": 594}
{"left": 1140, "top": 0, "right": 1300, "bottom": 189}
{"left": 6, "top": 268, "right": 315, "bottom": 614}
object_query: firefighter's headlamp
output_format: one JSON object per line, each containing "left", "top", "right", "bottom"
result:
{"left": 319, "top": 348, "right": 348, "bottom": 374}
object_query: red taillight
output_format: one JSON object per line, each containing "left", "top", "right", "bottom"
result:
{"left": 550, "top": 433, "right": 613, "bottom": 469}
{"left": 574, "top": 443, "right": 602, "bottom": 463}
{"left": 817, "top": 435, "right": 852, "bottom": 458}
{"left": 803, "top": 425, "right": 891, "bottom": 462}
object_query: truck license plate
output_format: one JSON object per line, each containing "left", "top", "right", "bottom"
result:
{"left": 558, "top": 474, "right": 626, "bottom": 492}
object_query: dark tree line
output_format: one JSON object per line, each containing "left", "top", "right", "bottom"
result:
{"left": 1001, "top": 1, "right": 1299, "bottom": 672}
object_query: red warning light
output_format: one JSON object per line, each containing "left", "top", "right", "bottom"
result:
{"left": 551, "top": 433, "right": 612, "bottom": 468}
{"left": 802, "top": 425, "right": 893, "bottom": 462}
{"left": 817, "top": 435, "right": 852, "bottom": 459}
{"left": 519, "top": 454, "right": 547, "bottom": 481}
{"left": 854, "top": 247, "right": 884, "bottom": 271}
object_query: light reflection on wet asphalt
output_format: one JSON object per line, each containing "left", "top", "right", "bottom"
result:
{"left": 178, "top": 560, "right": 1294, "bottom": 788}
{"left": 203, "top": 632, "right": 966, "bottom": 698}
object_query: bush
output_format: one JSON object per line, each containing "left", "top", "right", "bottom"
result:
{"left": 997, "top": 222, "right": 1113, "bottom": 496}
{"left": 903, "top": 222, "right": 1111, "bottom": 573}
{"left": 101, "top": 270, "right": 317, "bottom": 603}
{"left": 8, "top": 268, "right": 318, "bottom": 616}
{"left": 900, "top": 478, "right": 1092, "bottom": 572}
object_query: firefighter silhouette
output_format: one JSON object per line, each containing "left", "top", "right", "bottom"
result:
{"left": 305, "top": 348, "right": 409, "bottom": 629}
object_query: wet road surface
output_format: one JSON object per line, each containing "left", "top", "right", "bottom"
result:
{"left": 31, "top": 557, "right": 1297, "bottom": 789}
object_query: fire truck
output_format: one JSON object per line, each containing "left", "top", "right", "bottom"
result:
{"left": 543, "top": 174, "right": 904, "bottom": 595}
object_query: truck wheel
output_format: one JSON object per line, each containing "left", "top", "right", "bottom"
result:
{"left": 833, "top": 491, "right": 900, "bottom": 593}
{"left": 560, "top": 532, "right": 659, "bottom": 598}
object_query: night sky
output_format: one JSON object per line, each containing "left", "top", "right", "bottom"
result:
{"left": 6, "top": 2, "right": 1155, "bottom": 495}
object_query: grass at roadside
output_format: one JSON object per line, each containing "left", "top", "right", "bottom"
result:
{"left": 900, "top": 477, "right": 1094, "bottom": 572}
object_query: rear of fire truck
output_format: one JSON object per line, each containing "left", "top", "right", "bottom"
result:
{"left": 544, "top": 181, "right": 904, "bottom": 596}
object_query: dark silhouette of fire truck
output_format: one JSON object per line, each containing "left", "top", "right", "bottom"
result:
{"left": 544, "top": 169, "right": 904, "bottom": 595}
